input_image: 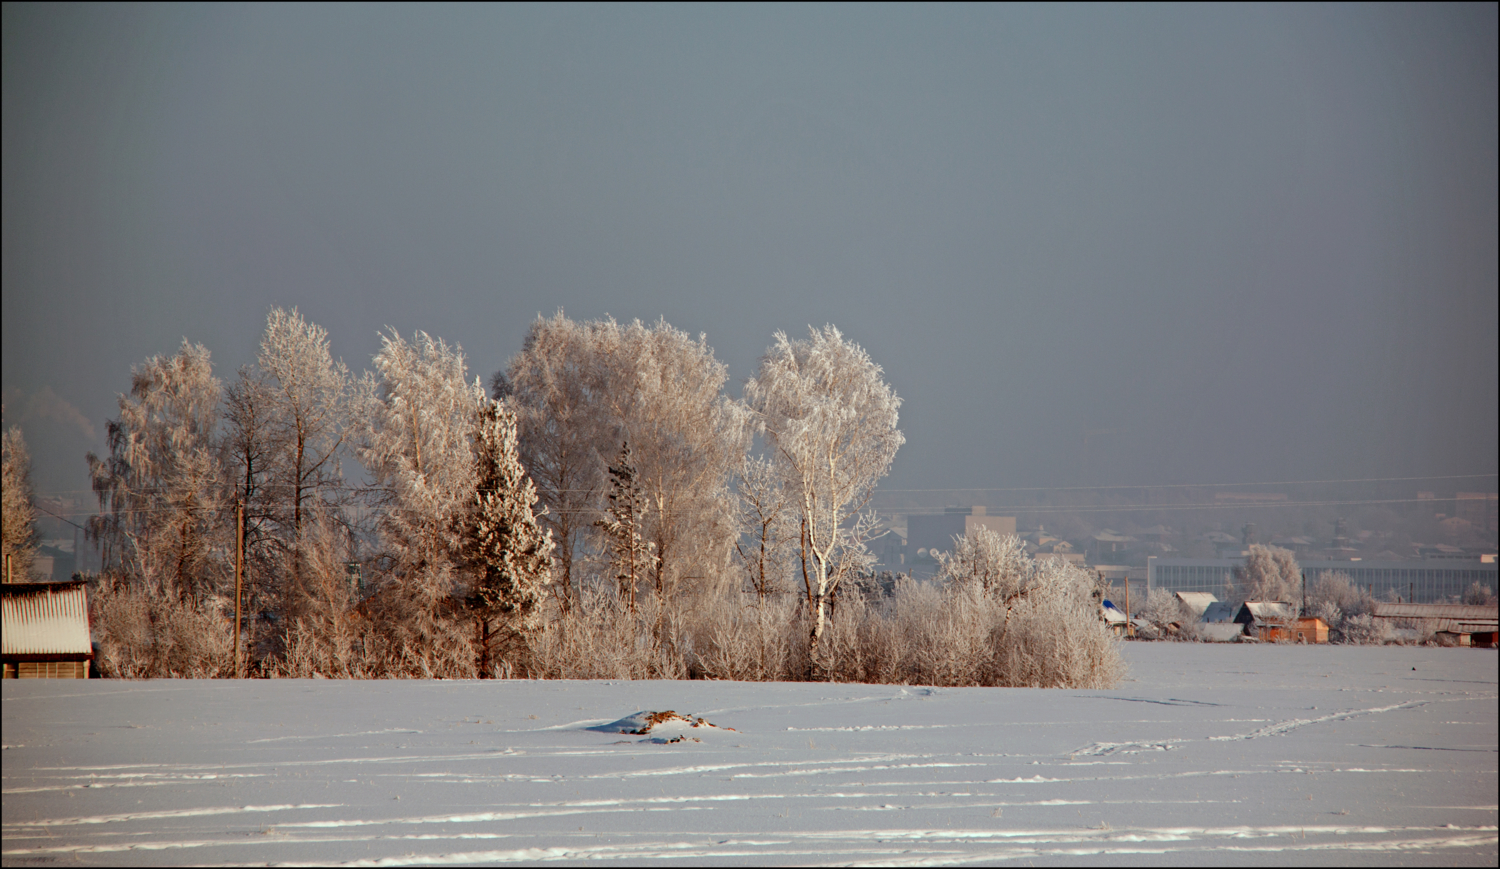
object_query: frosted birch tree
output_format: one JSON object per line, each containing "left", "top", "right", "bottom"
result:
{"left": 87, "top": 340, "right": 228, "bottom": 602}
{"left": 1235, "top": 544, "right": 1301, "bottom": 604}
{"left": 506, "top": 314, "right": 612, "bottom": 611}
{"left": 358, "top": 329, "right": 486, "bottom": 675}
{"left": 733, "top": 455, "right": 797, "bottom": 603}
{"left": 603, "top": 318, "right": 747, "bottom": 606}
{"left": 463, "top": 397, "right": 555, "bottom": 675}
{"left": 744, "top": 325, "right": 904, "bottom": 663}
{"left": 507, "top": 313, "right": 747, "bottom": 609}
{"left": 2, "top": 417, "right": 38, "bottom": 582}
{"left": 256, "top": 309, "right": 353, "bottom": 572}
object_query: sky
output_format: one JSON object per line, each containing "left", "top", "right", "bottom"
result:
{"left": 3, "top": 3, "right": 1497, "bottom": 504}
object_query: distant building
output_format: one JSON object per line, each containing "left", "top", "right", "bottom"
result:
{"left": 1174, "top": 592, "right": 1220, "bottom": 621}
{"left": 2, "top": 580, "right": 93, "bottom": 679}
{"left": 1368, "top": 603, "right": 1498, "bottom": 638}
{"left": 906, "top": 507, "right": 1016, "bottom": 558}
{"left": 1147, "top": 557, "right": 1497, "bottom": 604}
{"left": 1288, "top": 617, "right": 1329, "bottom": 644}
{"left": 1234, "top": 601, "right": 1297, "bottom": 640}
{"left": 1100, "top": 600, "right": 1128, "bottom": 635}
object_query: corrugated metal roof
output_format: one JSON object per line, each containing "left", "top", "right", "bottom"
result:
{"left": 2, "top": 583, "right": 92, "bottom": 656}
{"left": 1370, "top": 603, "right": 1498, "bottom": 632}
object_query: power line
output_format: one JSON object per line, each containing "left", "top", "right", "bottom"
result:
{"left": 32, "top": 503, "right": 89, "bottom": 533}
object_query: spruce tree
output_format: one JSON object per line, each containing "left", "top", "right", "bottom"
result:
{"left": 597, "top": 441, "right": 655, "bottom": 614}
{"left": 464, "top": 398, "right": 555, "bottom": 675}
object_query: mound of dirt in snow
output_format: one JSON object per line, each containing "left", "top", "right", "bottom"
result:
{"left": 593, "top": 710, "right": 736, "bottom": 744}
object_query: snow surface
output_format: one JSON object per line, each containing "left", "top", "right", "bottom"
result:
{"left": 3, "top": 644, "right": 1496, "bottom": 866}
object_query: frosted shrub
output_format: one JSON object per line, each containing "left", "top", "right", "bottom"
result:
{"left": 988, "top": 574, "right": 1125, "bottom": 688}
{"left": 1339, "top": 613, "right": 1389, "bottom": 646}
{"left": 804, "top": 556, "right": 1123, "bottom": 688}
{"left": 90, "top": 576, "right": 235, "bottom": 678}
{"left": 529, "top": 583, "right": 692, "bottom": 680}
{"left": 1308, "top": 571, "right": 1382, "bottom": 644}
{"left": 693, "top": 593, "right": 804, "bottom": 682}
{"left": 1135, "top": 587, "right": 1188, "bottom": 639}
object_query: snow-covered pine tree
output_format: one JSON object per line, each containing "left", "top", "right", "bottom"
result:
{"left": 597, "top": 440, "right": 655, "bottom": 614}
{"left": 464, "top": 398, "right": 555, "bottom": 675}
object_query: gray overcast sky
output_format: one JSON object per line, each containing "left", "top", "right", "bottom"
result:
{"left": 4, "top": 3, "right": 1497, "bottom": 501}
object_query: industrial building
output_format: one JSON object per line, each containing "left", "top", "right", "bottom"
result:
{"left": 1146, "top": 557, "right": 1497, "bottom": 604}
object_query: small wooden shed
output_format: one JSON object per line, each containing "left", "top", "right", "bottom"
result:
{"left": 1233, "top": 601, "right": 1298, "bottom": 641}
{"left": 2, "top": 580, "right": 93, "bottom": 678}
{"left": 1288, "top": 617, "right": 1329, "bottom": 644}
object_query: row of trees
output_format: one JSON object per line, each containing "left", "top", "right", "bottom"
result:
{"left": 73, "top": 310, "right": 1004, "bottom": 681}
{"left": 5, "top": 308, "right": 1120, "bottom": 686}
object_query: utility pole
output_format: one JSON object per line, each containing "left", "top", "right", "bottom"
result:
{"left": 235, "top": 499, "right": 244, "bottom": 679}
{"left": 1124, "top": 579, "right": 1132, "bottom": 639}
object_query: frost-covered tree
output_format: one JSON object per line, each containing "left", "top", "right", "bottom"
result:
{"left": 2, "top": 417, "right": 38, "bottom": 582}
{"left": 87, "top": 340, "right": 227, "bottom": 602}
{"left": 934, "top": 527, "right": 1030, "bottom": 600}
{"left": 507, "top": 314, "right": 747, "bottom": 609}
{"left": 1463, "top": 581, "right": 1496, "bottom": 606}
{"left": 222, "top": 364, "right": 282, "bottom": 616}
{"left": 744, "top": 325, "right": 904, "bottom": 660}
{"left": 610, "top": 319, "right": 747, "bottom": 606}
{"left": 596, "top": 441, "right": 654, "bottom": 614}
{"left": 506, "top": 314, "right": 612, "bottom": 611}
{"left": 1306, "top": 570, "right": 1380, "bottom": 643}
{"left": 463, "top": 398, "right": 555, "bottom": 675}
{"left": 358, "top": 329, "right": 486, "bottom": 675}
{"left": 733, "top": 455, "right": 798, "bottom": 602}
{"left": 1235, "top": 544, "right": 1301, "bottom": 604}
{"left": 256, "top": 308, "right": 353, "bottom": 563}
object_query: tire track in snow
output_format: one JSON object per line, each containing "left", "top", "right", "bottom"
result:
{"left": 1209, "top": 700, "right": 1428, "bottom": 741}
{"left": 9, "top": 825, "right": 1492, "bottom": 864}
{"left": 4, "top": 803, "right": 342, "bottom": 827}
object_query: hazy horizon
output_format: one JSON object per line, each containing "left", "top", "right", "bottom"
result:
{"left": 4, "top": 4, "right": 1496, "bottom": 504}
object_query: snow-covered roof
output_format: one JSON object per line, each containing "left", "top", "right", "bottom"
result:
{"left": 1174, "top": 592, "right": 1219, "bottom": 618}
{"left": 1100, "top": 601, "right": 1127, "bottom": 624}
{"left": 1200, "top": 601, "right": 1236, "bottom": 623}
{"left": 1236, "top": 601, "right": 1297, "bottom": 624}
{"left": 2, "top": 581, "right": 92, "bottom": 657}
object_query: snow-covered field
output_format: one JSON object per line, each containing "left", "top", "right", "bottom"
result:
{"left": 3, "top": 644, "right": 1496, "bottom": 866}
